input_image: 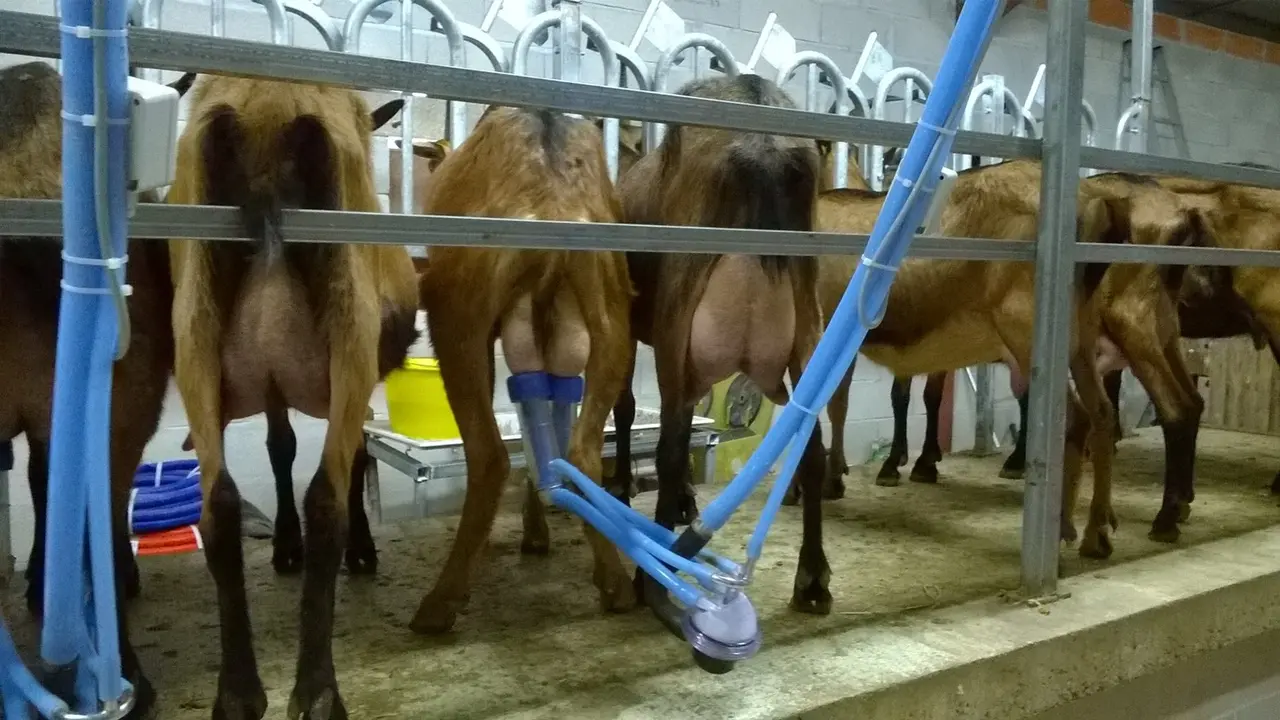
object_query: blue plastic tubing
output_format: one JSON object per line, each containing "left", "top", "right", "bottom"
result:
{"left": 32, "top": 0, "right": 131, "bottom": 711}
{"left": 550, "top": 0, "right": 1001, "bottom": 610}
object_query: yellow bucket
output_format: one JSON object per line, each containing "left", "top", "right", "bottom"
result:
{"left": 385, "top": 358, "right": 461, "bottom": 441}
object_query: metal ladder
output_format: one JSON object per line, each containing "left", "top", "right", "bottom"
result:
{"left": 1117, "top": 39, "right": 1190, "bottom": 158}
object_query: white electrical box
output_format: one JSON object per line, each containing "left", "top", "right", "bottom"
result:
{"left": 127, "top": 75, "right": 181, "bottom": 195}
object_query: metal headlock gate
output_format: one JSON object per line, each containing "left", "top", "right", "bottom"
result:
{"left": 4, "top": 0, "right": 1280, "bottom": 714}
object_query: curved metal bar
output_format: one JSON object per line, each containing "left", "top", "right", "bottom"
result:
{"left": 409, "top": 0, "right": 468, "bottom": 146}
{"left": 871, "top": 67, "right": 934, "bottom": 190}
{"left": 346, "top": 0, "right": 470, "bottom": 147}
{"left": 1115, "top": 101, "right": 1142, "bottom": 151}
{"left": 512, "top": 12, "right": 619, "bottom": 87}
{"left": 612, "top": 41, "right": 653, "bottom": 91}
{"left": 653, "top": 33, "right": 737, "bottom": 92}
{"left": 1081, "top": 98, "right": 1097, "bottom": 147}
{"left": 648, "top": 33, "right": 739, "bottom": 151}
{"left": 511, "top": 11, "right": 561, "bottom": 75}
{"left": 580, "top": 15, "right": 620, "bottom": 179}
{"left": 254, "top": 0, "right": 289, "bottom": 44}
{"left": 956, "top": 77, "right": 1030, "bottom": 169}
{"left": 280, "top": 0, "right": 343, "bottom": 50}
{"left": 777, "top": 51, "right": 851, "bottom": 189}
{"left": 454, "top": 20, "right": 507, "bottom": 72}
{"left": 512, "top": 10, "right": 621, "bottom": 178}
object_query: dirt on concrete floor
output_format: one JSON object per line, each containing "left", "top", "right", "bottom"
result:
{"left": 3, "top": 427, "right": 1279, "bottom": 719}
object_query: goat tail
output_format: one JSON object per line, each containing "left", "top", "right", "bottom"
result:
{"left": 703, "top": 143, "right": 819, "bottom": 279}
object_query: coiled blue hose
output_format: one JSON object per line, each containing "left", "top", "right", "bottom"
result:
{"left": 130, "top": 460, "right": 203, "bottom": 534}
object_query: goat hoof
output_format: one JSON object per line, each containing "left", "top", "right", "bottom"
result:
{"left": 409, "top": 593, "right": 462, "bottom": 634}
{"left": 287, "top": 679, "right": 347, "bottom": 720}
{"left": 676, "top": 497, "right": 699, "bottom": 527}
{"left": 1147, "top": 523, "right": 1180, "bottom": 544}
{"left": 272, "top": 542, "right": 305, "bottom": 576}
{"left": 1271, "top": 473, "right": 1280, "bottom": 495}
{"left": 344, "top": 544, "right": 378, "bottom": 576}
{"left": 874, "top": 470, "right": 900, "bottom": 488}
{"left": 124, "top": 671, "right": 155, "bottom": 720}
{"left": 1176, "top": 502, "right": 1192, "bottom": 523}
{"left": 909, "top": 464, "right": 939, "bottom": 485}
{"left": 594, "top": 565, "right": 636, "bottom": 613}
{"left": 1059, "top": 519, "right": 1078, "bottom": 544}
{"left": 1078, "top": 529, "right": 1113, "bottom": 559}
{"left": 212, "top": 677, "right": 268, "bottom": 720}
{"left": 520, "top": 535, "right": 551, "bottom": 556}
{"left": 821, "top": 477, "right": 846, "bottom": 500}
{"left": 998, "top": 455, "right": 1026, "bottom": 480}
{"left": 788, "top": 571, "right": 833, "bottom": 616}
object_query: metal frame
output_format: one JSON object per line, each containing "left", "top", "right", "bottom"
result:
{"left": 361, "top": 414, "right": 720, "bottom": 522}
{"left": 4, "top": 0, "right": 1280, "bottom": 601}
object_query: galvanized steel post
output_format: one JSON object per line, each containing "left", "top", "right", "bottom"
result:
{"left": 1022, "top": 0, "right": 1086, "bottom": 598}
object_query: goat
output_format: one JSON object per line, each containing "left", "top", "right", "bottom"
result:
{"left": 812, "top": 159, "right": 1207, "bottom": 557}
{"left": 1149, "top": 169, "right": 1280, "bottom": 496}
{"left": 612, "top": 74, "right": 832, "bottom": 614}
{"left": 408, "top": 106, "right": 636, "bottom": 634}
{"left": 0, "top": 61, "right": 195, "bottom": 719}
{"left": 165, "top": 75, "right": 416, "bottom": 718}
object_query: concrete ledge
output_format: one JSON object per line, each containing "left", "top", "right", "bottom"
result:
{"left": 781, "top": 525, "right": 1280, "bottom": 720}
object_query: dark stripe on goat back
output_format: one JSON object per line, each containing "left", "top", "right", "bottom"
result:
{"left": 200, "top": 105, "right": 339, "bottom": 261}
{"left": 707, "top": 143, "right": 817, "bottom": 278}
{"left": 677, "top": 72, "right": 790, "bottom": 108}
{"left": 0, "top": 62, "right": 60, "bottom": 154}
{"left": 534, "top": 108, "right": 571, "bottom": 159}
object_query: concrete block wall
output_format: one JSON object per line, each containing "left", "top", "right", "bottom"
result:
{"left": 5, "top": 0, "right": 1280, "bottom": 468}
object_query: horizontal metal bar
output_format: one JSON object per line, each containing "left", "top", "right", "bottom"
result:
{"left": 0, "top": 10, "right": 1039, "bottom": 159}
{"left": 1081, "top": 146, "right": 1280, "bottom": 191}
{"left": 1074, "top": 241, "right": 1280, "bottom": 268}
{"left": 366, "top": 435, "right": 431, "bottom": 482}
{"left": 0, "top": 199, "right": 1036, "bottom": 260}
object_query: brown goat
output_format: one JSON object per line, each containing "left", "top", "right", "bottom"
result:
{"left": 612, "top": 74, "right": 832, "bottom": 613}
{"left": 1150, "top": 171, "right": 1280, "bottom": 495}
{"left": 0, "top": 62, "right": 195, "bottom": 718}
{"left": 166, "top": 75, "right": 416, "bottom": 718}
{"left": 813, "top": 159, "right": 1207, "bottom": 557}
{"left": 409, "top": 107, "right": 635, "bottom": 634}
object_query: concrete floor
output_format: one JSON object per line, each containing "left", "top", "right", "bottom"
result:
{"left": 4, "top": 418, "right": 1280, "bottom": 719}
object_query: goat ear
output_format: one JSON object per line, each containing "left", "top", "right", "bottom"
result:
{"left": 168, "top": 72, "right": 198, "bottom": 98}
{"left": 815, "top": 139, "right": 832, "bottom": 157}
{"left": 370, "top": 99, "right": 406, "bottom": 131}
{"left": 412, "top": 140, "right": 450, "bottom": 169}
{"left": 618, "top": 123, "right": 644, "bottom": 154}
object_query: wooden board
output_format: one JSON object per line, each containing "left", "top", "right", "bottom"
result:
{"left": 1196, "top": 337, "right": 1280, "bottom": 436}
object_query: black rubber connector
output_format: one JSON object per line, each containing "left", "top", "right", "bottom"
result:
{"left": 692, "top": 649, "right": 736, "bottom": 675}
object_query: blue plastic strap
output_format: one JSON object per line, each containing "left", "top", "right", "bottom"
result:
{"left": 549, "top": 375, "right": 585, "bottom": 404}
{"left": 506, "top": 371, "right": 552, "bottom": 401}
